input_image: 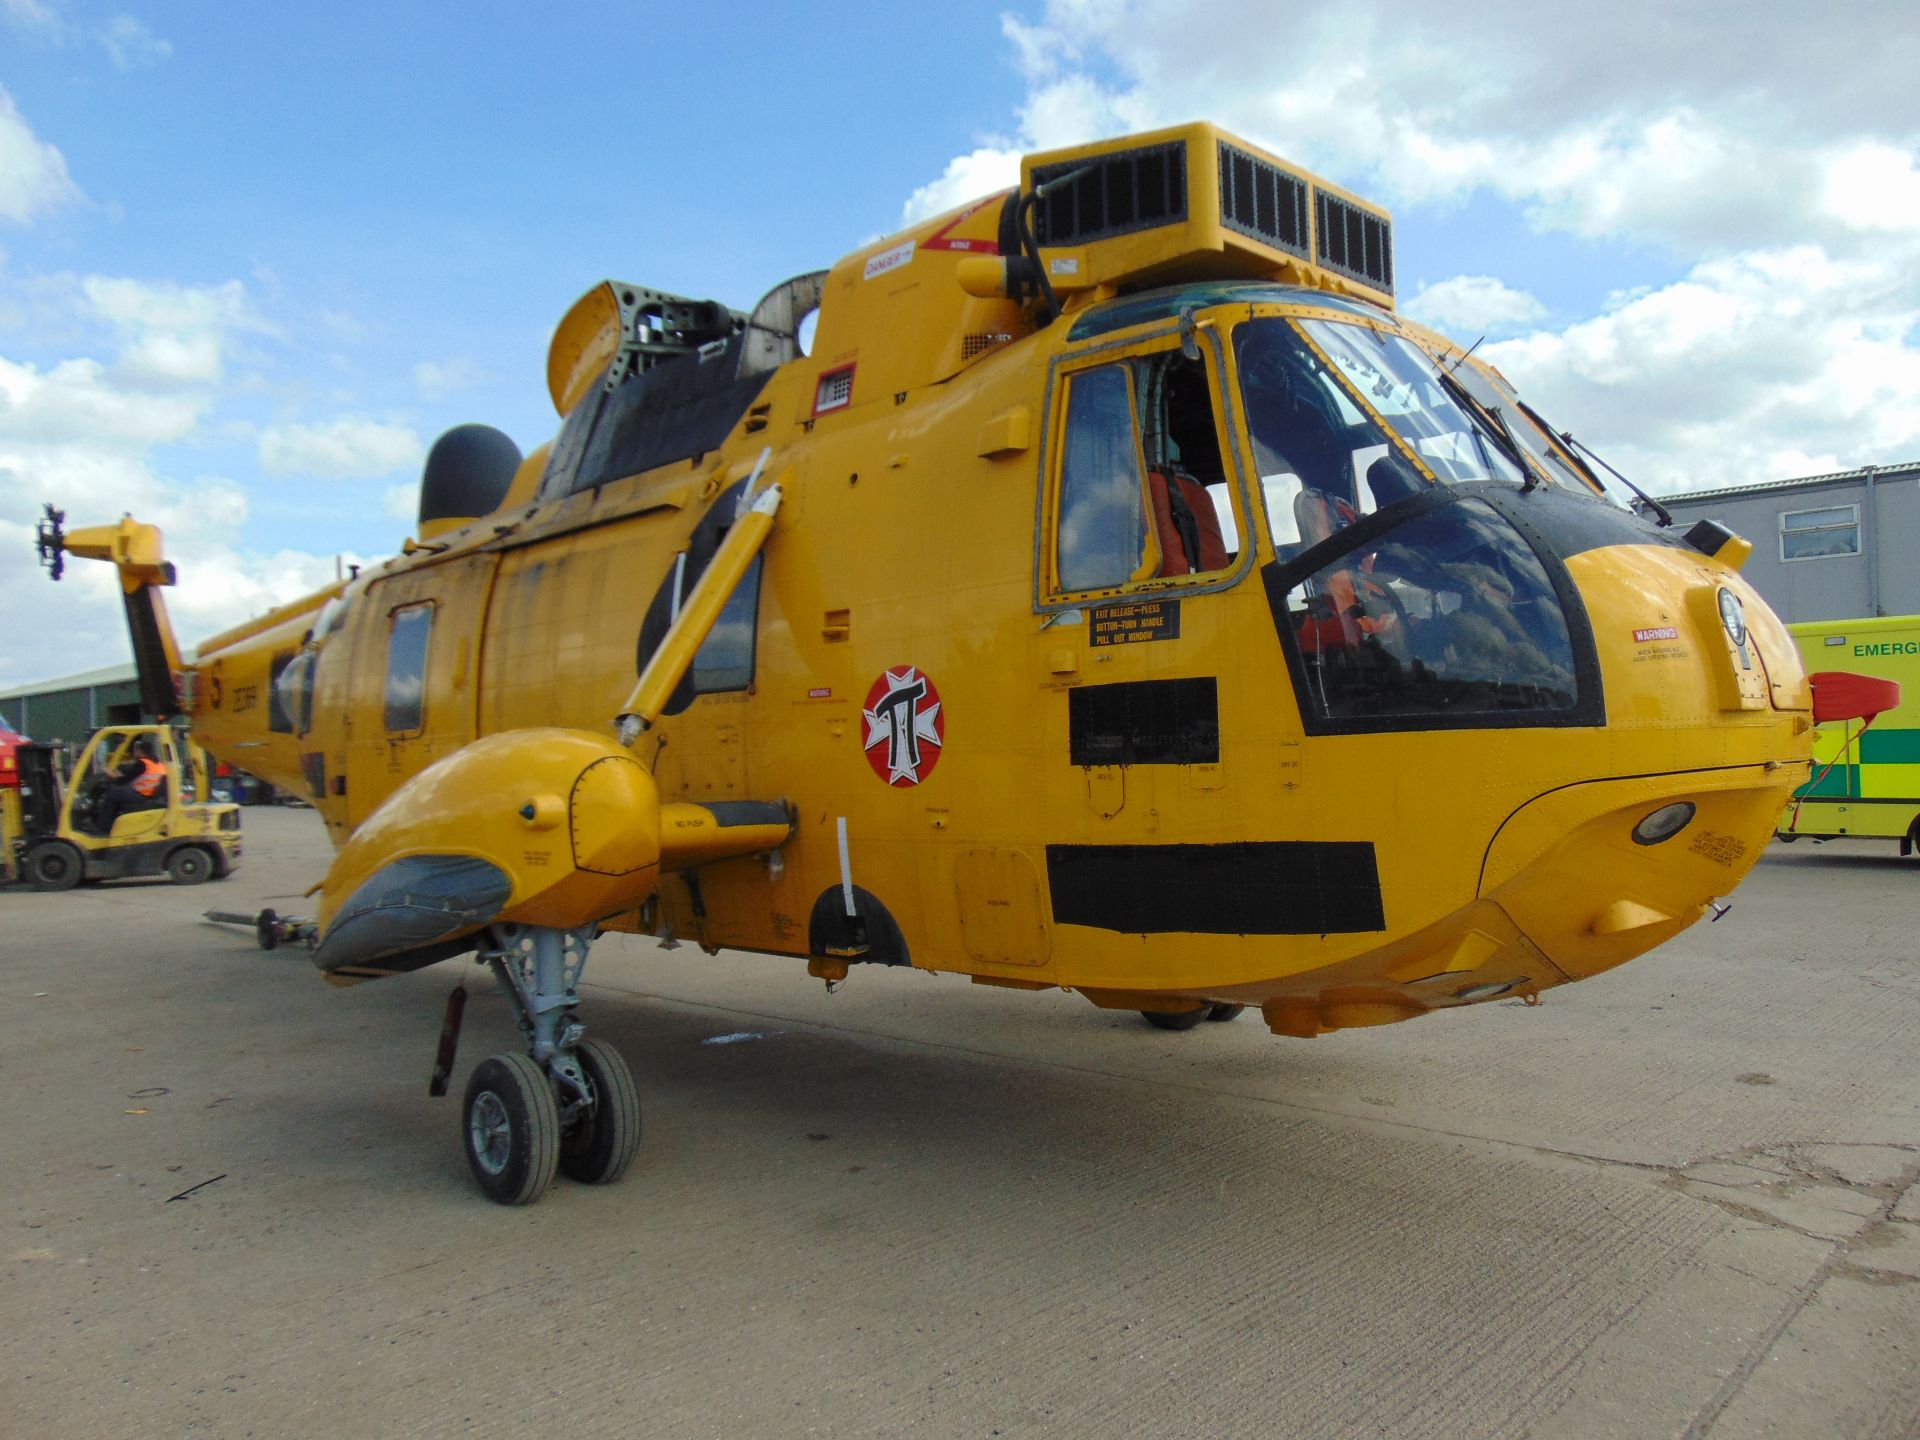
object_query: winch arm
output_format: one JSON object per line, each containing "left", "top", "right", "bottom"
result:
{"left": 36, "top": 504, "right": 188, "bottom": 719}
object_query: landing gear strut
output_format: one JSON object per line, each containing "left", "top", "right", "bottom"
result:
{"left": 462, "top": 923, "right": 642, "bottom": 1205}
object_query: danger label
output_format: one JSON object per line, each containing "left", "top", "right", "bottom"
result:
{"left": 1633, "top": 626, "right": 1680, "bottom": 642}
{"left": 863, "top": 240, "right": 915, "bottom": 280}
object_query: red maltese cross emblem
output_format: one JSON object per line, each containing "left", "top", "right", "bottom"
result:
{"left": 861, "top": 666, "right": 944, "bottom": 786}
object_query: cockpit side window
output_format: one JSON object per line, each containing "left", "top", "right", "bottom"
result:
{"left": 1046, "top": 344, "right": 1245, "bottom": 600}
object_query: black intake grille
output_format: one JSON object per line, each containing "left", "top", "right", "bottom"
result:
{"left": 1315, "top": 191, "right": 1394, "bottom": 293}
{"left": 1069, "top": 677, "right": 1219, "bottom": 766}
{"left": 1217, "top": 143, "right": 1309, "bottom": 257}
{"left": 1033, "top": 141, "right": 1188, "bottom": 245}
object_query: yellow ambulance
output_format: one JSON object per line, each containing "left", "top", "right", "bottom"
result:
{"left": 1780, "top": 615, "right": 1920, "bottom": 851}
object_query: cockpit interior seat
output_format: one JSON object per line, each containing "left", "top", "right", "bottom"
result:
{"left": 1150, "top": 467, "right": 1230, "bottom": 576}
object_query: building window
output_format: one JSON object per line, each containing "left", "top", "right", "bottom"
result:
{"left": 1780, "top": 504, "right": 1860, "bottom": 561}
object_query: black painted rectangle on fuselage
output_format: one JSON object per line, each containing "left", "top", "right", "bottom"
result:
{"left": 1045, "top": 841, "right": 1385, "bottom": 935}
{"left": 1069, "top": 677, "right": 1219, "bottom": 766}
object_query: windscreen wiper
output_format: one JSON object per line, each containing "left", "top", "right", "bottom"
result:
{"left": 1432, "top": 367, "right": 1533, "bottom": 489}
{"left": 1556, "top": 430, "right": 1672, "bottom": 527}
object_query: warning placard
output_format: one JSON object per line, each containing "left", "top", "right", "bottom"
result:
{"left": 1090, "top": 599, "right": 1181, "bottom": 647}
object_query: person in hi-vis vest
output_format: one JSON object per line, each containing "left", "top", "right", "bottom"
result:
{"left": 95, "top": 737, "right": 168, "bottom": 833}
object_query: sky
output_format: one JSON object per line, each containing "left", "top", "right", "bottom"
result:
{"left": 2, "top": 0, "right": 1917, "bottom": 687}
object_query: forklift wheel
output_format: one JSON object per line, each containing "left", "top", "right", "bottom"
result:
{"left": 166, "top": 846, "right": 214, "bottom": 886}
{"left": 25, "top": 840, "right": 83, "bottom": 892}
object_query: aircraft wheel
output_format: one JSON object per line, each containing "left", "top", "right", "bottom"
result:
{"left": 166, "top": 846, "right": 214, "bottom": 886}
{"left": 25, "top": 840, "right": 82, "bottom": 892}
{"left": 463, "top": 1053, "right": 560, "bottom": 1205}
{"left": 1141, "top": 1006, "right": 1209, "bottom": 1031}
{"left": 1205, "top": 1003, "right": 1246, "bottom": 1023}
{"left": 559, "top": 1038, "right": 642, "bottom": 1186}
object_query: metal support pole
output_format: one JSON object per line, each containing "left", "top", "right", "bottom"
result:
{"left": 1863, "top": 465, "right": 1882, "bottom": 617}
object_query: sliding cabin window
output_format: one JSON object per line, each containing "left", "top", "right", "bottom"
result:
{"left": 1047, "top": 347, "right": 1243, "bottom": 602}
{"left": 1055, "top": 364, "right": 1151, "bottom": 593}
{"left": 384, "top": 603, "right": 434, "bottom": 735}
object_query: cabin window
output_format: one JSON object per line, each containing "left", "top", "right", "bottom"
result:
{"left": 1056, "top": 364, "right": 1151, "bottom": 592}
{"left": 634, "top": 479, "right": 764, "bottom": 714}
{"left": 1780, "top": 504, "right": 1860, "bottom": 561}
{"left": 267, "top": 652, "right": 297, "bottom": 734}
{"left": 1277, "top": 496, "right": 1580, "bottom": 729}
{"left": 272, "top": 650, "right": 316, "bottom": 736}
{"left": 1139, "top": 349, "right": 1238, "bottom": 577}
{"left": 384, "top": 603, "right": 433, "bottom": 734}
{"left": 691, "top": 554, "right": 762, "bottom": 694}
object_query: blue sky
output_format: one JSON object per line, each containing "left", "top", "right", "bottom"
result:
{"left": 3, "top": 0, "right": 1917, "bottom": 685}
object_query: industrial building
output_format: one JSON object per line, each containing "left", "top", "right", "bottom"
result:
{"left": 1653, "top": 461, "right": 1920, "bottom": 625}
{"left": 0, "top": 663, "right": 141, "bottom": 745}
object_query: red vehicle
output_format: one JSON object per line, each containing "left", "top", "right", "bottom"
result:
{"left": 0, "top": 714, "right": 24, "bottom": 788}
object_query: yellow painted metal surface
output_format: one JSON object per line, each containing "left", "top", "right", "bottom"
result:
{"left": 59, "top": 124, "right": 1817, "bottom": 1032}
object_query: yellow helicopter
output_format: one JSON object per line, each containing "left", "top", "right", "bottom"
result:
{"left": 43, "top": 123, "right": 1852, "bottom": 1204}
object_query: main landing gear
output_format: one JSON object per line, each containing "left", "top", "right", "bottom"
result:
{"left": 462, "top": 923, "right": 642, "bottom": 1205}
{"left": 1141, "top": 1002, "right": 1246, "bottom": 1031}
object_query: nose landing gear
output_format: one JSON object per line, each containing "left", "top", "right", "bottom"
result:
{"left": 462, "top": 923, "right": 642, "bottom": 1205}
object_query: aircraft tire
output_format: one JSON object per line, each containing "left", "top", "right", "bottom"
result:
{"left": 559, "top": 1038, "right": 642, "bottom": 1186}
{"left": 166, "top": 846, "right": 214, "bottom": 886}
{"left": 463, "top": 1053, "right": 560, "bottom": 1205}
{"left": 1141, "top": 1006, "right": 1209, "bottom": 1031}
{"left": 1205, "top": 1003, "right": 1246, "bottom": 1022}
{"left": 24, "top": 840, "right": 83, "bottom": 892}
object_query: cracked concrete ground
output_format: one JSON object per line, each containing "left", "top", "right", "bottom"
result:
{"left": 2, "top": 810, "right": 1915, "bottom": 1438}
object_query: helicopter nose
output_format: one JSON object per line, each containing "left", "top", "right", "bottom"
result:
{"left": 1479, "top": 772, "right": 1792, "bottom": 983}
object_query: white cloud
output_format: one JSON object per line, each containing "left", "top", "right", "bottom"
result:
{"left": 0, "top": 0, "right": 57, "bottom": 33}
{"left": 910, "top": 2, "right": 1920, "bottom": 494}
{"left": 412, "top": 356, "right": 486, "bottom": 400}
{"left": 258, "top": 417, "right": 422, "bottom": 478}
{"left": 0, "top": 88, "right": 83, "bottom": 224}
{"left": 382, "top": 481, "right": 416, "bottom": 523}
{"left": 1485, "top": 246, "right": 1920, "bottom": 493}
{"left": 902, "top": 147, "right": 1022, "bottom": 225}
{"left": 78, "top": 275, "right": 268, "bottom": 391}
{"left": 0, "top": 265, "right": 379, "bottom": 686}
{"left": 1403, "top": 277, "right": 1545, "bottom": 338}
{"left": 961, "top": 2, "right": 1920, "bottom": 256}
{"left": 0, "top": 353, "right": 203, "bottom": 444}
{"left": 99, "top": 14, "right": 171, "bottom": 69}
{"left": 85, "top": 275, "right": 262, "bottom": 337}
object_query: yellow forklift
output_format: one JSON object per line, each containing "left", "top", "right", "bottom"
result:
{"left": 3, "top": 723, "right": 242, "bottom": 890}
